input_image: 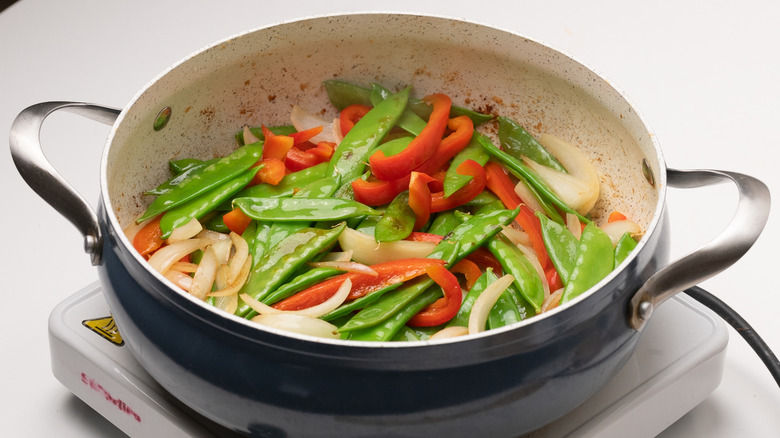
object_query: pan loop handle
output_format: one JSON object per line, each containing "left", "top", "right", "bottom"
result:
{"left": 9, "top": 102, "right": 121, "bottom": 266}
{"left": 628, "top": 168, "right": 771, "bottom": 330}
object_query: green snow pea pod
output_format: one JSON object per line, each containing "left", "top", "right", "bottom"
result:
{"left": 138, "top": 142, "right": 262, "bottom": 222}
{"left": 426, "top": 210, "right": 461, "bottom": 237}
{"left": 238, "top": 222, "right": 347, "bottom": 318}
{"left": 354, "top": 214, "right": 382, "bottom": 236}
{"left": 498, "top": 117, "right": 566, "bottom": 173}
{"left": 374, "top": 191, "right": 415, "bottom": 242}
{"left": 235, "top": 124, "right": 296, "bottom": 146}
{"left": 291, "top": 175, "right": 341, "bottom": 199}
{"left": 228, "top": 162, "right": 327, "bottom": 203}
{"left": 561, "top": 223, "right": 615, "bottom": 304}
{"left": 327, "top": 87, "right": 409, "bottom": 182}
{"left": 369, "top": 83, "right": 426, "bottom": 135}
{"left": 203, "top": 213, "right": 229, "bottom": 233}
{"left": 443, "top": 133, "right": 490, "bottom": 197}
{"left": 537, "top": 212, "right": 578, "bottom": 286}
{"left": 477, "top": 135, "right": 589, "bottom": 224}
{"left": 487, "top": 235, "right": 545, "bottom": 313}
{"left": 516, "top": 173, "right": 565, "bottom": 224}
{"left": 345, "top": 286, "right": 441, "bottom": 342}
{"left": 391, "top": 326, "right": 423, "bottom": 342}
{"left": 615, "top": 232, "right": 638, "bottom": 266}
{"left": 159, "top": 167, "right": 259, "bottom": 239}
{"left": 488, "top": 286, "right": 523, "bottom": 329}
{"left": 145, "top": 158, "right": 219, "bottom": 196}
{"left": 323, "top": 79, "right": 373, "bottom": 110}
{"left": 234, "top": 198, "right": 378, "bottom": 222}
{"left": 320, "top": 282, "right": 404, "bottom": 322}
{"left": 262, "top": 266, "right": 343, "bottom": 305}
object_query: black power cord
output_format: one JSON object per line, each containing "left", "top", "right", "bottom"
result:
{"left": 684, "top": 286, "right": 780, "bottom": 388}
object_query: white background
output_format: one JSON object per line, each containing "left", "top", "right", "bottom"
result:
{"left": 1, "top": 0, "right": 778, "bottom": 436}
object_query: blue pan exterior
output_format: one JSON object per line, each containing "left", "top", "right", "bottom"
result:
{"left": 97, "top": 201, "right": 670, "bottom": 437}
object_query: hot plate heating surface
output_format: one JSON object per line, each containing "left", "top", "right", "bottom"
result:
{"left": 48, "top": 282, "right": 727, "bottom": 437}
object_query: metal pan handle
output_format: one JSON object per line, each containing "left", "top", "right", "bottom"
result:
{"left": 9, "top": 101, "right": 121, "bottom": 266}
{"left": 628, "top": 168, "right": 771, "bottom": 330}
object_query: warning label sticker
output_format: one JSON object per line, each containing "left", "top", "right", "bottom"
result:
{"left": 82, "top": 316, "right": 124, "bottom": 346}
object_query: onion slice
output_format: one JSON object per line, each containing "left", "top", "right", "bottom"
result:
{"left": 515, "top": 242, "right": 550, "bottom": 299}
{"left": 430, "top": 326, "right": 469, "bottom": 340}
{"left": 566, "top": 213, "right": 582, "bottom": 240}
{"left": 227, "top": 232, "right": 250, "bottom": 284}
{"left": 207, "top": 257, "right": 253, "bottom": 297}
{"left": 308, "top": 261, "right": 378, "bottom": 276}
{"left": 166, "top": 217, "right": 203, "bottom": 243}
{"left": 243, "top": 125, "right": 261, "bottom": 144}
{"left": 190, "top": 246, "right": 218, "bottom": 300}
{"left": 524, "top": 158, "right": 597, "bottom": 216}
{"left": 541, "top": 288, "right": 564, "bottom": 313}
{"left": 501, "top": 225, "right": 532, "bottom": 247}
{"left": 468, "top": 274, "right": 515, "bottom": 335}
{"left": 251, "top": 313, "right": 340, "bottom": 339}
{"left": 290, "top": 105, "right": 338, "bottom": 143}
{"left": 513, "top": 179, "right": 545, "bottom": 213}
{"left": 240, "top": 278, "right": 353, "bottom": 318}
{"left": 147, "top": 238, "right": 207, "bottom": 274}
{"left": 319, "top": 250, "right": 353, "bottom": 262}
{"left": 338, "top": 227, "right": 436, "bottom": 265}
{"left": 164, "top": 269, "right": 193, "bottom": 291}
{"left": 601, "top": 220, "right": 642, "bottom": 245}
{"left": 538, "top": 133, "right": 601, "bottom": 215}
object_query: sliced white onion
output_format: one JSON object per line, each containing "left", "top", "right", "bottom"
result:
{"left": 515, "top": 242, "right": 550, "bottom": 299}
{"left": 164, "top": 269, "right": 193, "bottom": 291}
{"left": 124, "top": 216, "right": 153, "bottom": 243}
{"left": 308, "top": 261, "right": 378, "bottom": 276}
{"left": 524, "top": 158, "right": 598, "bottom": 216}
{"left": 290, "top": 105, "right": 338, "bottom": 143}
{"left": 319, "top": 250, "right": 353, "bottom": 262}
{"left": 210, "top": 238, "right": 232, "bottom": 265}
{"left": 338, "top": 227, "right": 436, "bottom": 265}
{"left": 147, "top": 238, "right": 208, "bottom": 274}
{"left": 468, "top": 274, "right": 515, "bottom": 335}
{"left": 513, "top": 179, "right": 545, "bottom": 213}
{"left": 332, "top": 118, "right": 344, "bottom": 142}
{"left": 211, "top": 266, "right": 238, "bottom": 314}
{"left": 208, "top": 257, "right": 253, "bottom": 298}
{"left": 541, "top": 288, "right": 564, "bottom": 313}
{"left": 195, "top": 229, "right": 230, "bottom": 244}
{"left": 166, "top": 217, "right": 203, "bottom": 244}
{"left": 170, "top": 261, "right": 199, "bottom": 273}
{"left": 538, "top": 133, "right": 601, "bottom": 215}
{"left": 430, "top": 326, "right": 469, "bottom": 340}
{"left": 600, "top": 220, "right": 642, "bottom": 246}
{"left": 239, "top": 278, "right": 352, "bottom": 318}
{"left": 190, "top": 246, "right": 218, "bottom": 300}
{"left": 243, "top": 125, "right": 261, "bottom": 144}
{"left": 251, "top": 313, "right": 341, "bottom": 339}
{"left": 227, "top": 232, "right": 250, "bottom": 284}
{"left": 501, "top": 225, "right": 532, "bottom": 247}
{"left": 566, "top": 213, "right": 582, "bottom": 240}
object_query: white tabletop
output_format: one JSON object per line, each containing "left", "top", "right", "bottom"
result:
{"left": 1, "top": 1, "right": 778, "bottom": 436}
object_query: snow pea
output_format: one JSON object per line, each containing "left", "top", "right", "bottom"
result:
{"left": 338, "top": 208, "right": 518, "bottom": 335}
{"left": 346, "top": 286, "right": 440, "bottom": 342}
{"left": 145, "top": 158, "right": 219, "bottom": 196}
{"left": 561, "top": 223, "right": 615, "bottom": 304}
{"left": 369, "top": 83, "right": 427, "bottom": 135}
{"left": 233, "top": 198, "right": 378, "bottom": 222}
{"left": 203, "top": 213, "right": 229, "bottom": 233}
{"left": 477, "top": 135, "right": 589, "bottom": 224}
{"left": 320, "top": 282, "right": 404, "bottom": 322}
{"left": 237, "top": 222, "right": 347, "bottom": 318}
{"left": 374, "top": 191, "right": 415, "bottom": 242}
{"left": 537, "top": 213, "right": 578, "bottom": 286}
{"left": 443, "top": 133, "right": 490, "bottom": 197}
{"left": 327, "top": 87, "right": 409, "bottom": 182}
{"left": 158, "top": 167, "right": 259, "bottom": 239}
{"left": 487, "top": 235, "right": 545, "bottom": 313}
{"left": 138, "top": 142, "right": 262, "bottom": 222}
{"left": 615, "top": 232, "right": 638, "bottom": 266}
{"left": 426, "top": 210, "right": 461, "bottom": 237}
{"left": 228, "top": 162, "right": 327, "bottom": 203}
{"left": 498, "top": 116, "right": 566, "bottom": 173}
{"left": 446, "top": 269, "right": 493, "bottom": 328}
{"left": 323, "top": 79, "right": 374, "bottom": 110}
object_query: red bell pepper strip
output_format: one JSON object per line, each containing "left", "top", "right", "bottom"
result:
{"left": 608, "top": 211, "right": 627, "bottom": 223}
{"left": 250, "top": 158, "right": 286, "bottom": 186}
{"left": 405, "top": 232, "right": 444, "bottom": 243}
{"left": 133, "top": 215, "right": 164, "bottom": 258}
{"left": 222, "top": 207, "right": 252, "bottom": 235}
{"left": 546, "top": 266, "right": 564, "bottom": 292}
{"left": 416, "top": 116, "right": 474, "bottom": 175}
{"left": 289, "top": 125, "right": 323, "bottom": 145}
{"left": 340, "top": 104, "right": 371, "bottom": 135}
{"left": 430, "top": 159, "right": 486, "bottom": 213}
{"left": 465, "top": 247, "right": 503, "bottom": 275}
{"left": 352, "top": 174, "right": 411, "bottom": 206}
{"left": 368, "top": 94, "right": 452, "bottom": 181}
{"left": 484, "top": 161, "right": 550, "bottom": 270}
{"left": 272, "top": 258, "right": 447, "bottom": 311}
{"left": 450, "top": 258, "right": 481, "bottom": 291}
{"left": 408, "top": 172, "right": 437, "bottom": 231}
{"left": 407, "top": 264, "right": 463, "bottom": 327}
{"left": 285, "top": 142, "right": 334, "bottom": 172}
{"left": 260, "top": 125, "right": 294, "bottom": 161}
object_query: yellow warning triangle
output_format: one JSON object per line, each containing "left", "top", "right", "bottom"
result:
{"left": 82, "top": 316, "right": 124, "bottom": 346}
